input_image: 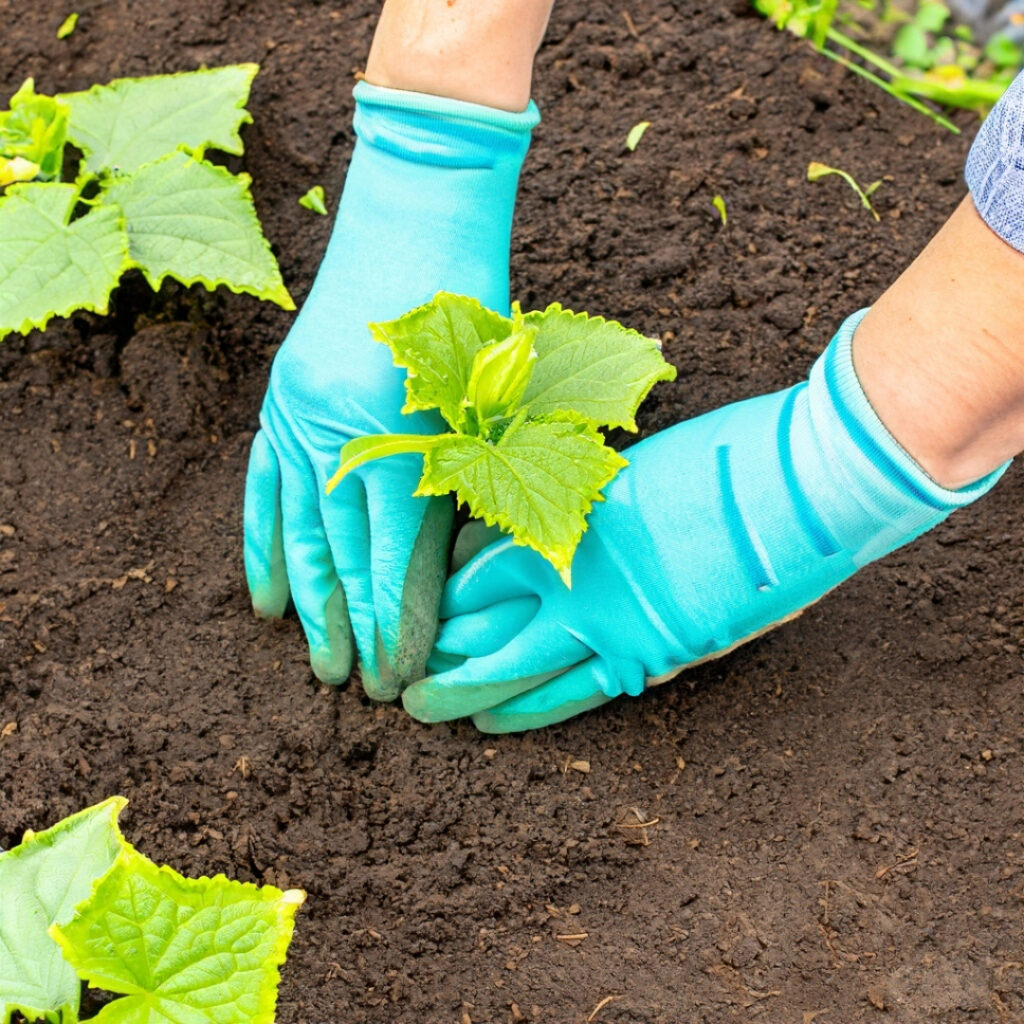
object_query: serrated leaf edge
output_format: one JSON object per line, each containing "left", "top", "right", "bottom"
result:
{"left": 369, "top": 292, "right": 513, "bottom": 423}
{"left": 101, "top": 150, "right": 295, "bottom": 310}
{"left": 58, "top": 63, "right": 260, "bottom": 175}
{"left": 0, "top": 184, "right": 133, "bottom": 342}
{"left": 49, "top": 828, "right": 305, "bottom": 1024}
{"left": 415, "top": 418, "right": 627, "bottom": 572}
{"left": 0, "top": 796, "right": 128, "bottom": 1024}
{"left": 521, "top": 303, "right": 677, "bottom": 431}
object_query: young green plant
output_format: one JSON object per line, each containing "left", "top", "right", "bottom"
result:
{"left": 0, "top": 797, "right": 304, "bottom": 1024}
{"left": 326, "top": 292, "right": 677, "bottom": 582}
{"left": 807, "top": 160, "right": 883, "bottom": 220}
{"left": 753, "top": 0, "right": 1019, "bottom": 132}
{"left": 0, "top": 65, "right": 293, "bottom": 342}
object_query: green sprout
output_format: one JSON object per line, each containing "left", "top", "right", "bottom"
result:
{"left": 299, "top": 184, "right": 328, "bottom": 215}
{"left": 807, "top": 160, "right": 883, "bottom": 220}
{"left": 56, "top": 12, "right": 78, "bottom": 39}
{"left": 712, "top": 194, "right": 728, "bottom": 225}
{"left": 753, "top": 0, "right": 1021, "bottom": 133}
{"left": 625, "top": 120, "right": 651, "bottom": 151}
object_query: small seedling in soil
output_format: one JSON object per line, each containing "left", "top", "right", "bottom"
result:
{"left": 56, "top": 12, "right": 78, "bottom": 38}
{"left": 807, "top": 160, "right": 883, "bottom": 220}
{"left": 0, "top": 797, "right": 304, "bottom": 1024}
{"left": 625, "top": 120, "right": 650, "bottom": 151}
{"left": 326, "top": 292, "right": 676, "bottom": 581}
{"left": 712, "top": 194, "right": 728, "bottom": 225}
{"left": 753, "top": 0, "right": 1019, "bottom": 132}
{"left": 299, "top": 184, "right": 328, "bottom": 215}
{"left": 0, "top": 65, "right": 294, "bottom": 342}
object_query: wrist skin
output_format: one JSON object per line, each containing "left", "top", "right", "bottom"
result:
{"left": 364, "top": 0, "right": 556, "bottom": 111}
{"left": 853, "top": 197, "right": 1024, "bottom": 490}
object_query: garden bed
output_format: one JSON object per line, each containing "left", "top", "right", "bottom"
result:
{"left": 2, "top": 1, "right": 1022, "bottom": 1021}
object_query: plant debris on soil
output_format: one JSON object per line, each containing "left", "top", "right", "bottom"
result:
{"left": 2, "top": 2, "right": 1022, "bottom": 1022}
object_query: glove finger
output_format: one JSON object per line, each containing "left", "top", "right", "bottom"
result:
{"left": 278, "top": 451, "right": 355, "bottom": 684}
{"left": 243, "top": 430, "right": 290, "bottom": 618}
{"left": 434, "top": 595, "right": 540, "bottom": 660}
{"left": 402, "top": 616, "right": 589, "bottom": 723}
{"left": 440, "top": 538, "right": 547, "bottom": 619}
{"left": 363, "top": 462, "right": 454, "bottom": 698}
{"left": 316, "top": 470, "right": 381, "bottom": 693}
{"left": 471, "top": 656, "right": 616, "bottom": 734}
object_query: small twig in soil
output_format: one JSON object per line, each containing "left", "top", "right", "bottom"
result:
{"left": 615, "top": 807, "right": 660, "bottom": 846}
{"left": 875, "top": 848, "right": 919, "bottom": 879}
{"left": 587, "top": 995, "right": 620, "bottom": 1021}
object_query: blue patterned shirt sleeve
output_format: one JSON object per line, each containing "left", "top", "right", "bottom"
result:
{"left": 966, "top": 69, "right": 1024, "bottom": 253}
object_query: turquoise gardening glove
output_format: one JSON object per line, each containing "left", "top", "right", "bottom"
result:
{"left": 244, "top": 82, "right": 539, "bottom": 699}
{"left": 403, "top": 309, "right": 1008, "bottom": 731}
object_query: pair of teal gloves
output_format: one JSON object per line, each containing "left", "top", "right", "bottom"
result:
{"left": 244, "top": 83, "right": 1005, "bottom": 733}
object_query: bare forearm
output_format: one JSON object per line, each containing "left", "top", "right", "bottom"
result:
{"left": 365, "top": 0, "right": 556, "bottom": 111}
{"left": 854, "top": 197, "right": 1024, "bottom": 490}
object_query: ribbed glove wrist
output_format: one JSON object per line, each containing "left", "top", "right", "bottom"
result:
{"left": 800, "top": 309, "right": 1008, "bottom": 567}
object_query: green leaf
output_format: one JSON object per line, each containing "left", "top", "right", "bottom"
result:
{"left": 913, "top": 0, "right": 949, "bottom": 33}
{"left": 298, "top": 184, "right": 327, "bottom": 215}
{"left": 892, "top": 24, "right": 932, "bottom": 68}
{"left": 101, "top": 149, "right": 294, "bottom": 309}
{"left": 326, "top": 433, "right": 437, "bottom": 494}
{"left": 464, "top": 328, "right": 537, "bottom": 435}
{"left": 625, "top": 120, "right": 650, "bottom": 151}
{"left": 807, "top": 161, "right": 881, "bottom": 221}
{"left": 59, "top": 64, "right": 258, "bottom": 175}
{"left": 51, "top": 847, "right": 305, "bottom": 1024}
{"left": 0, "top": 182, "right": 131, "bottom": 341}
{"left": 0, "top": 797, "right": 127, "bottom": 1024}
{"left": 516, "top": 303, "right": 677, "bottom": 431}
{"left": 370, "top": 292, "right": 514, "bottom": 430}
{"left": 56, "top": 12, "right": 78, "bottom": 39}
{"left": 416, "top": 414, "right": 627, "bottom": 573}
{"left": 984, "top": 32, "right": 1024, "bottom": 70}
{"left": 712, "top": 193, "right": 728, "bottom": 225}
{"left": 0, "top": 79, "right": 69, "bottom": 181}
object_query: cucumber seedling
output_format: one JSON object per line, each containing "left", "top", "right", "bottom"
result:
{"left": 0, "top": 65, "right": 294, "bottom": 342}
{"left": 0, "top": 797, "right": 304, "bottom": 1024}
{"left": 327, "top": 293, "right": 677, "bottom": 582}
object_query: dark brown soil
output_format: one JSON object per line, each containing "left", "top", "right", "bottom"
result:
{"left": 2, "top": 2, "right": 1023, "bottom": 1022}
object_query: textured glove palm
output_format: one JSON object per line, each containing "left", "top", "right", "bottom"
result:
{"left": 244, "top": 83, "right": 539, "bottom": 698}
{"left": 404, "top": 310, "right": 1007, "bottom": 731}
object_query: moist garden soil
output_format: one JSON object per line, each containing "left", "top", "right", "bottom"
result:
{"left": 2, "top": 2, "right": 1023, "bottom": 1021}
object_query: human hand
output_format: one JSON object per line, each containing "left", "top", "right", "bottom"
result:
{"left": 244, "top": 83, "right": 538, "bottom": 698}
{"left": 403, "top": 310, "right": 1006, "bottom": 730}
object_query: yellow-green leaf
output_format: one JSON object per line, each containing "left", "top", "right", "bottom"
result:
{"left": 59, "top": 64, "right": 258, "bottom": 175}
{"left": 625, "top": 120, "right": 650, "bottom": 151}
{"left": 298, "top": 184, "right": 327, "bottom": 215}
{"left": 56, "top": 12, "right": 78, "bottom": 38}
{"left": 51, "top": 847, "right": 305, "bottom": 1024}
{"left": 102, "top": 150, "right": 294, "bottom": 309}
{"left": 0, "top": 797, "right": 127, "bottom": 1024}
{"left": 0, "top": 182, "right": 131, "bottom": 341}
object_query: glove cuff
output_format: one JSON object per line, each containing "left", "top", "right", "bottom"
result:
{"left": 965, "top": 68, "right": 1024, "bottom": 254}
{"left": 807, "top": 308, "right": 1009, "bottom": 565}
{"left": 352, "top": 80, "right": 540, "bottom": 168}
